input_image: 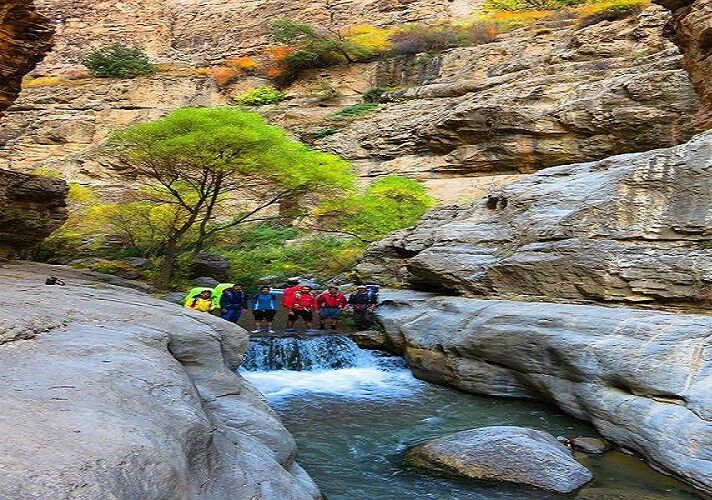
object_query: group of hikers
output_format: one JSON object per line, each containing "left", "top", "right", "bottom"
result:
{"left": 184, "top": 279, "right": 379, "bottom": 333}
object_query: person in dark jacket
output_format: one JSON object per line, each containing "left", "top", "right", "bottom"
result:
{"left": 348, "top": 285, "right": 377, "bottom": 330}
{"left": 220, "top": 283, "right": 248, "bottom": 323}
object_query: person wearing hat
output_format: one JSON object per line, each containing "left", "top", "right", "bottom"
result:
{"left": 348, "top": 285, "right": 378, "bottom": 330}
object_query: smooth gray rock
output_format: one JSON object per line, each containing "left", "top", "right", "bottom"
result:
{"left": 163, "top": 291, "right": 187, "bottom": 305}
{"left": 376, "top": 290, "right": 712, "bottom": 494}
{"left": 406, "top": 426, "right": 593, "bottom": 493}
{"left": 0, "top": 261, "right": 320, "bottom": 499}
{"left": 358, "top": 130, "right": 712, "bottom": 310}
{"left": 193, "top": 276, "right": 220, "bottom": 287}
{"left": 190, "top": 252, "right": 229, "bottom": 281}
{"left": 571, "top": 437, "right": 612, "bottom": 455}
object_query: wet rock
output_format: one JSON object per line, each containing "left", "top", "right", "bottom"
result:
{"left": 190, "top": 252, "right": 229, "bottom": 282}
{"left": 348, "top": 330, "right": 386, "bottom": 350}
{"left": 0, "top": 261, "right": 319, "bottom": 499}
{"left": 406, "top": 426, "right": 593, "bottom": 493}
{"left": 571, "top": 437, "right": 612, "bottom": 455}
{"left": 376, "top": 290, "right": 712, "bottom": 494}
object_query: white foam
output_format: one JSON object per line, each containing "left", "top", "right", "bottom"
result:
{"left": 242, "top": 366, "right": 421, "bottom": 400}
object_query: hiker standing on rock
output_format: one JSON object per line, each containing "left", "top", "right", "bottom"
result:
{"left": 251, "top": 286, "right": 277, "bottom": 334}
{"left": 220, "top": 283, "right": 248, "bottom": 323}
{"left": 349, "top": 285, "right": 378, "bottom": 330}
{"left": 285, "top": 285, "right": 317, "bottom": 332}
{"left": 185, "top": 289, "right": 213, "bottom": 312}
{"left": 317, "top": 286, "right": 348, "bottom": 331}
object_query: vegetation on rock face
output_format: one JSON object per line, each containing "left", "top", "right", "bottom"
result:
{"left": 102, "top": 107, "right": 353, "bottom": 287}
{"left": 330, "top": 103, "right": 380, "bottom": 120}
{"left": 38, "top": 108, "right": 434, "bottom": 289}
{"left": 234, "top": 85, "right": 285, "bottom": 106}
{"left": 483, "top": 0, "right": 585, "bottom": 11}
{"left": 82, "top": 43, "right": 156, "bottom": 78}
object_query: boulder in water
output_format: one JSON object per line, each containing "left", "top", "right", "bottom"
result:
{"left": 348, "top": 330, "right": 386, "bottom": 350}
{"left": 571, "top": 437, "right": 612, "bottom": 455}
{"left": 405, "top": 426, "right": 593, "bottom": 494}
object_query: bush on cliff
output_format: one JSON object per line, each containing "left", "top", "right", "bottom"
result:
{"left": 234, "top": 86, "right": 285, "bottom": 106}
{"left": 82, "top": 43, "right": 156, "bottom": 79}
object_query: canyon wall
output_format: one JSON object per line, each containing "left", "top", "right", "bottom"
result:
{"left": 0, "top": 4, "right": 702, "bottom": 203}
{"left": 0, "top": 0, "right": 67, "bottom": 258}
{"left": 655, "top": 0, "right": 712, "bottom": 129}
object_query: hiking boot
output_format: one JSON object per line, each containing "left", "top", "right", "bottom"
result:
{"left": 319, "top": 325, "right": 326, "bottom": 330}
{"left": 268, "top": 329, "right": 276, "bottom": 334}
{"left": 330, "top": 325, "right": 337, "bottom": 331}
{"left": 251, "top": 329, "right": 261, "bottom": 334}
{"left": 285, "top": 327, "right": 296, "bottom": 333}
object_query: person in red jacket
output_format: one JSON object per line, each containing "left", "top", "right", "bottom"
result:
{"left": 317, "top": 286, "right": 348, "bottom": 331}
{"left": 286, "top": 285, "right": 317, "bottom": 332}
{"left": 282, "top": 279, "right": 301, "bottom": 309}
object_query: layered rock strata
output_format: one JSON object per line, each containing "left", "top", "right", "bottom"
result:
{"left": 0, "top": 0, "right": 54, "bottom": 115}
{"left": 0, "top": 170, "right": 68, "bottom": 258}
{"left": 0, "top": 262, "right": 320, "bottom": 499}
{"left": 377, "top": 289, "right": 712, "bottom": 494}
{"left": 655, "top": 0, "right": 712, "bottom": 129}
{"left": 358, "top": 130, "right": 712, "bottom": 310}
{"left": 322, "top": 7, "right": 700, "bottom": 186}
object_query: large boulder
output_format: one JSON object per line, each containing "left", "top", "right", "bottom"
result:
{"left": 0, "top": 261, "right": 320, "bottom": 499}
{"left": 358, "top": 130, "right": 712, "bottom": 311}
{"left": 406, "top": 426, "right": 593, "bottom": 493}
{"left": 376, "top": 289, "right": 712, "bottom": 494}
{"left": 191, "top": 252, "right": 230, "bottom": 282}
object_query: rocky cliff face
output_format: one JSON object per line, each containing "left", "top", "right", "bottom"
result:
{"left": 321, "top": 6, "right": 699, "bottom": 194}
{"left": 0, "top": 0, "right": 54, "bottom": 115}
{"left": 359, "top": 130, "right": 712, "bottom": 310}
{"left": 0, "top": 169, "right": 68, "bottom": 258}
{"left": 376, "top": 290, "right": 712, "bottom": 494}
{"left": 31, "top": 0, "right": 481, "bottom": 74}
{"left": 0, "top": 262, "right": 320, "bottom": 499}
{"left": 0, "top": 4, "right": 701, "bottom": 203}
{"left": 655, "top": 0, "right": 712, "bottom": 129}
{"left": 0, "top": 0, "right": 67, "bottom": 258}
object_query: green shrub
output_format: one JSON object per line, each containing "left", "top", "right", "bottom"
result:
{"left": 234, "top": 86, "right": 285, "bottom": 106}
{"left": 330, "top": 103, "right": 379, "bottom": 120}
{"left": 82, "top": 43, "right": 156, "bottom": 78}
{"left": 310, "top": 82, "right": 342, "bottom": 102}
{"left": 362, "top": 87, "right": 390, "bottom": 103}
{"left": 312, "top": 127, "right": 338, "bottom": 140}
{"left": 483, "top": 0, "right": 585, "bottom": 10}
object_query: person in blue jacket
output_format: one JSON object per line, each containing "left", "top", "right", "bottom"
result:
{"left": 220, "top": 283, "right": 248, "bottom": 323}
{"left": 251, "top": 286, "right": 278, "bottom": 333}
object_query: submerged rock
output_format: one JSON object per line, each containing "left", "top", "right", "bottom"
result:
{"left": 572, "top": 437, "right": 612, "bottom": 455}
{"left": 406, "top": 426, "right": 593, "bottom": 493}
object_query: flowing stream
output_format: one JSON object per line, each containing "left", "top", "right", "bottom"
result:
{"left": 242, "top": 335, "right": 700, "bottom": 499}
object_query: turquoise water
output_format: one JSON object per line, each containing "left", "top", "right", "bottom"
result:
{"left": 243, "top": 348, "right": 701, "bottom": 499}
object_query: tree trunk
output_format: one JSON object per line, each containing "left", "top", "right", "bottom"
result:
{"left": 156, "top": 250, "right": 177, "bottom": 289}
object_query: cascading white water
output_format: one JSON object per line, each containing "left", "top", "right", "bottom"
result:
{"left": 242, "top": 335, "right": 372, "bottom": 371}
{"left": 241, "top": 335, "right": 420, "bottom": 400}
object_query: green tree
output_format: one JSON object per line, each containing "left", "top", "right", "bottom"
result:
{"left": 82, "top": 43, "right": 156, "bottom": 78}
{"left": 104, "top": 107, "right": 354, "bottom": 287}
{"left": 316, "top": 176, "right": 435, "bottom": 242}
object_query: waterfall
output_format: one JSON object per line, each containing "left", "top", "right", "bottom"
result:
{"left": 242, "top": 335, "right": 373, "bottom": 371}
